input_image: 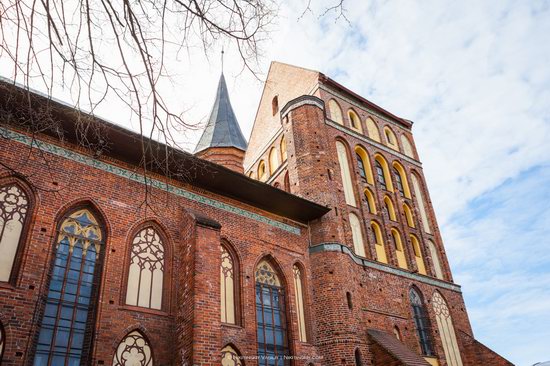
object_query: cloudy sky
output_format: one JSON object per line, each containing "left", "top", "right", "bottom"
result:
{"left": 2, "top": 0, "right": 549, "bottom": 365}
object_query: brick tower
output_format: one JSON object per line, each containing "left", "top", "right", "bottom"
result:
{"left": 243, "top": 61, "right": 512, "bottom": 366}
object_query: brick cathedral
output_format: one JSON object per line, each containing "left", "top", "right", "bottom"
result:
{"left": 0, "top": 62, "right": 512, "bottom": 366}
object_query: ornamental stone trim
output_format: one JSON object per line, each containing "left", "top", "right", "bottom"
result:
{"left": 280, "top": 95, "right": 325, "bottom": 118}
{"left": 0, "top": 127, "right": 301, "bottom": 235}
{"left": 309, "top": 242, "right": 461, "bottom": 292}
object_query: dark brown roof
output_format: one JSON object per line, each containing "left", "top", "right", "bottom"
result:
{"left": 368, "top": 329, "right": 430, "bottom": 366}
{"left": 0, "top": 78, "right": 330, "bottom": 224}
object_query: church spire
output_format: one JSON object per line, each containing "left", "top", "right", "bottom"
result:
{"left": 194, "top": 73, "right": 248, "bottom": 172}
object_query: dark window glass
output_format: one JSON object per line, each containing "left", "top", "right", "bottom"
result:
{"left": 355, "top": 349, "right": 362, "bottom": 366}
{"left": 394, "top": 168, "right": 404, "bottom": 196}
{"left": 356, "top": 153, "right": 366, "bottom": 180}
{"left": 33, "top": 209, "right": 104, "bottom": 366}
{"left": 375, "top": 161, "right": 387, "bottom": 190}
{"left": 255, "top": 261, "right": 289, "bottom": 366}
{"left": 409, "top": 289, "right": 434, "bottom": 356}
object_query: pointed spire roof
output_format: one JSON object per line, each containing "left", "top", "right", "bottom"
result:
{"left": 194, "top": 73, "right": 247, "bottom": 154}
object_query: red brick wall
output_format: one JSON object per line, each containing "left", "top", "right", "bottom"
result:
{"left": 0, "top": 130, "right": 322, "bottom": 365}
{"left": 458, "top": 330, "right": 514, "bottom": 366}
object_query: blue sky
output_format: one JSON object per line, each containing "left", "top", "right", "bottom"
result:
{"left": 2, "top": 0, "right": 549, "bottom": 364}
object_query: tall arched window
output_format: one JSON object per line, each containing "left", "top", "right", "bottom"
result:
{"left": 0, "top": 182, "right": 30, "bottom": 282}
{"left": 221, "top": 244, "right": 238, "bottom": 324}
{"left": 354, "top": 146, "right": 374, "bottom": 184}
{"left": 411, "top": 173, "right": 431, "bottom": 233}
{"left": 258, "top": 161, "right": 267, "bottom": 182}
{"left": 269, "top": 148, "right": 279, "bottom": 175}
{"left": 409, "top": 288, "right": 434, "bottom": 356}
{"left": 34, "top": 208, "right": 105, "bottom": 366}
{"left": 384, "top": 127, "right": 399, "bottom": 151}
{"left": 355, "top": 348, "right": 362, "bottom": 366}
{"left": 222, "top": 345, "right": 244, "bottom": 366}
{"left": 272, "top": 96, "right": 279, "bottom": 116}
{"left": 364, "top": 189, "right": 377, "bottom": 214}
{"left": 403, "top": 204, "right": 415, "bottom": 228}
{"left": 283, "top": 172, "right": 290, "bottom": 192}
{"left": 328, "top": 99, "right": 343, "bottom": 125}
{"left": 392, "top": 162, "right": 411, "bottom": 198}
{"left": 374, "top": 155, "right": 394, "bottom": 191}
{"left": 336, "top": 141, "right": 357, "bottom": 207}
{"left": 383, "top": 196, "right": 397, "bottom": 221}
{"left": 410, "top": 235, "right": 427, "bottom": 275}
{"left": 348, "top": 109, "right": 362, "bottom": 132}
{"left": 0, "top": 320, "right": 5, "bottom": 362}
{"left": 255, "top": 259, "right": 290, "bottom": 365}
{"left": 370, "top": 222, "right": 387, "bottom": 263}
{"left": 293, "top": 265, "right": 307, "bottom": 342}
{"left": 432, "top": 292, "right": 463, "bottom": 366}
{"left": 391, "top": 229, "right": 408, "bottom": 269}
{"left": 280, "top": 136, "right": 287, "bottom": 162}
{"left": 113, "top": 330, "right": 153, "bottom": 366}
{"left": 125, "top": 226, "right": 165, "bottom": 310}
{"left": 428, "top": 240, "right": 444, "bottom": 280}
{"left": 401, "top": 135, "right": 415, "bottom": 158}
{"left": 366, "top": 117, "right": 380, "bottom": 142}
{"left": 349, "top": 213, "right": 365, "bottom": 257}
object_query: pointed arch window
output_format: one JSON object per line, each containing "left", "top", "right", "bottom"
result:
{"left": 392, "top": 162, "right": 411, "bottom": 198}
{"left": 125, "top": 226, "right": 165, "bottom": 310}
{"left": 272, "top": 96, "right": 279, "bottom": 116}
{"left": 258, "top": 161, "right": 267, "bottom": 182}
{"left": 411, "top": 174, "right": 431, "bottom": 234}
{"left": 349, "top": 213, "right": 366, "bottom": 257}
{"left": 391, "top": 229, "right": 408, "bottom": 269}
{"left": 366, "top": 117, "right": 380, "bottom": 142}
{"left": 432, "top": 292, "right": 463, "bottom": 366}
{"left": 384, "top": 127, "right": 399, "bottom": 151}
{"left": 328, "top": 99, "right": 343, "bottom": 125}
{"left": 410, "top": 288, "right": 434, "bottom": 356}
{"left": 401, "top": 135, "right": 415, "bottom": 158}
{"left": 348, "top": 110, "right": 362, "bottom": 132}
{"left": 428, "top": 240, "right": 444, "bottom": 280}
{"left": 364, "top": 189, "right": 376, "bottom": 214}
{"left": 403, "top": 204, "right": 415, "bottom": 228}
{"left": 355, "top": 348, "right": 362, "bottom": 366}
{"left": 113, "top": 330, "right": 153, "bottom": 366}
{"left": 393, "top": 326, "right": 402, "bottom": 340}
{"left": 0, "top": 183, "right": 29, "bottom": 282}
{"left": 336, "top": 141, "right": 357, "bottom": 207}
{"left": 283, "top": 172, "right": 290, "bottom": 192}
{"left": 222, "top": 345, "right": 244, "bottom": 366}
{"left": 370, "top": 222, "right": 387, "bottom": 263}
{"left": 293, "top": 265, "right": 307, "bottom": 342}
{"left": 410, "top": 235, "right": 427, "bottom": 275}
{"left": 34, "top": 208, "right": 105, "bottom": 366}
{"left": 280, "top": 136, "right": 287, "bottom": 162}
{"left": 383, "top": 196, "right": 397, "bottom": 222}
{"left": 355, "top": 147, "right": 374, "bottom": 184}
{"left": 269, "top": 148, "right": 279, "bottom": 175}
{"left": 374, "top": 155, "right": 393, "bottom": 191}
{"left": 221, "top": 244, "right": 238, "bottom": 324}
{"left": 255, "top": 259, "right": 290, "bottom": 365}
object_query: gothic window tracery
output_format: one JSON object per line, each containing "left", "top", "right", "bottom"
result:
{"left": 34, "top": 208, "right": 104, "bottom": 366}
{"left": 0, "top": 183, "right": 29, "bottom": 282}
{"left": 222, "top": 345, "right": 243, "bottom": 366}
{"left": 432, "top": 292, "right": 463, "bottom": 366}
{"left": 410, "top": 288, "right": 434, "bottom": 356}
{"left": 293, "top": 265, "right": 307, "bottom": 342}
{"left": 255, "top": 259, "right": 289, "bottom": 365}
{"left": 221, "top": 245, "right": 236, "bottom": 324}
{"left": 112, "top": 331, "right": 153, "bottom": 366}
{"left": 125, "top": 227, "right": 165, "bottom": 310}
